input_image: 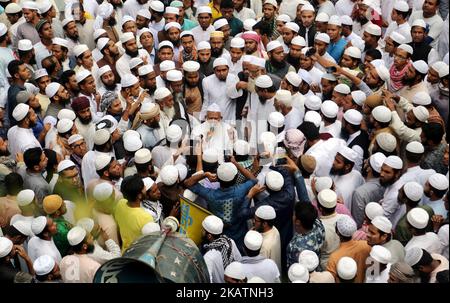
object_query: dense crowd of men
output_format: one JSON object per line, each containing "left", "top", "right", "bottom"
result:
{"left": 0, "top": 0, "right": 449, "bottom": 283}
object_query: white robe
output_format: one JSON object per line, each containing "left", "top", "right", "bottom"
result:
{"left": 191, "top": 25, "right": 215, "bottom": 43}
{"left": 27, "top": 236, "right": 62, "bottom": 264}
{"left": 405, "top": 233, "right": 442, "bottom": 254}
{"left": 305, "top": 138, "right": 346, "bottom": 177}
{"left": 7, "top": 126, "right": 41, "bottom": 158}
{"left": 332, "top": 170, "right": 365, "bottom": 210}
{"left": 381, "top": 179, "right": 406, "bottom": 228}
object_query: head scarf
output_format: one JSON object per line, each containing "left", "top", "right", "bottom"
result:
{"left": 241, "top": 31, "right": 264, "bottom": 58}
{"left": 283, "top": 129, "right": 306, "bottom": 158}
{"left": 131, "top": 104, "right": 161, "bottom": 129}
{"left": 71, "top": 96, "right": 90, "bottom": 112}
{"left": 100, "top": 91, "right": 117, "bottom": 112}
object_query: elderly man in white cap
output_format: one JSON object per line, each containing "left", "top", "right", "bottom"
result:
{"left": 367, "top": 215, "right": 406, "bottom": 264}
{"left": 0, "top": 236, "right": 34, "bottom": 282}
{"left": 200, "top": 57, "right": 242, "bottom": 123}
{"left": 405, "top": 208, "right": 442, "bottom": 254}
{"left": 200, "top": 215, "right": 241, "bottom": 283}
{"left": 330, "top": 146, "right": 365, "bottom": 209}
{"left": 60, "top": 226, "right": 101, "bottom": 282}
{"left": 423, "top": 174, "right": 449, "bottom": 219}
{"left": 253, "top": 205, "right": 281, "bottom": 271}
{"left": 240, "top": 230, "right": 281, "bottom": 282}
{"left": 27, "top": 216, "right": 61, "bottom": 263}
{"left": 326, "top": 215, "right": 371, "bottom": 283}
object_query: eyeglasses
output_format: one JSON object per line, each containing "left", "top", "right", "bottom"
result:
{"left": 73, "top": 141, "right": 86, "bottom": 148}
{"left": 394, "top": 54, "right": 408, "bottom": 61}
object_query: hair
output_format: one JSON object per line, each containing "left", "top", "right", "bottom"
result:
{"left": 318, "top": 203, "right": 336, "bottom": 216}
{"left": 135, "top": 161, "right": 151, "bottom": 173}
{"left": 436, "top": 270, "right": 449, "bottom": 283}
{"left": 202, "top": 161, "right": 218, "bottom": 174}
{"left": 23, "top": 147, "right": 43, "bottom": 169}
{"left": 7, "top": 60, "right": 24, "bottom": 79}
{"left": 220, "top": 0, "right": 234, "bottom": 9}
{"left": 294, "top": 202, "right": 318, "bottom": 230}
{"left": 405, "top": 150, "right": 423, "bottom": 164}
{"left": 69, "top": 238, "right": 87, "bottom": 254}
{"left": 346, "top": 121, "right": 361, "bottom": 132}
{"left": 298, "top": 122, "right": 319, "bottom": 141}
{"left": 413, "top": 249, "right": 433, "bottom": 269}
{"left": 365, "top": 48, "right": 382, "bottom": 60}
{"left": 429, "top": 185, "right": 447, "bottom": 199}
{"left": 322, "top": 115, "right": 337, "bottom": 124}
{"left": 60, "top": 70, "right": 76, "bottom": 87}
{"left": 422, "top": 122, "right": 444, "bottom": 145}
{"left": 3, "top": 225, "right": 24, "bottom": 238}
{"left": 44, "top": 148, "right": 57, "bottom": 182}
{"left": 244, "top": 246, "right": 260, "bottom": 257}
{"left": 120, "top": 175, "right": 145, "bottom": 202}
{"left": 368, "top": 161, "right": 381, "bottom": 178}
{"left": 42, "top": 55, "right": 57, "bottom": 75}
{"left": 298, "top": 160, "right": 313, "bottom": 179}
{"left": 395, "top": 9, "right": 409, "bottom": 19}
{"left": 5, "top": 173, "right": 23, "bottom": 195}
{"left": 218, "top": 176, "right": 238, "bottom": 188}
{"left": 0, "top": 33, "right": 8, "bottom": 43}
{"left": 253, "top": 20, "right": 271, "bottom": 37}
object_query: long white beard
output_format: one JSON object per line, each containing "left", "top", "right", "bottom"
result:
{"left": 163, "top": 106, "right": 176, "bottom": 120}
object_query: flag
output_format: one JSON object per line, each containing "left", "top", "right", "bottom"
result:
{"left": 178, "top": 195, "right": 212, "bottom": 245}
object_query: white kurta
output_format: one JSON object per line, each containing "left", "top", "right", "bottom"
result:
{"left": 81, "top": 150, "right": 114, "bottom": 192}
{"left": 332, "top": 170, "right": 365, "bottom": 210}
{"left": 260, "top": 227, "right": 282, "bottom": 272}
{"left": 203, "top": 239, "right": 241, "bottom": 283}
{"left": 305, "top": 138, "right": 346, "bottom": 177}
{"left": 284, "top": 107, "right": 303, "bottom": 130}
{"left": 74, "top": 118, "right": 96, "bottom": 151}
{"left": 116, "top": 49, "right": 151, "bottom": 80}
{"left": 7, "top": 126, "right": 41, "bottom": 158}
{"left": 405, "top": 233, "right": 442, "bottom": 254}
{"left": 191, "top": 25, "right": 215, "bottom": 43}
{"left": 399, "top": 166, "right": 436, "bottom": 186}
{"left": 246, "top": 94, "right": 276, "bottom": 151}
{"left": 381, "top": 179, "right": 406, "bottom": 228}
{"left": 240, "top": 256, "right": 281, "bottom": 283}
{"left": 27, "top": 236, "right": 62, "bottom": 264}
{"left": 122, "top": 0, "right": 149, "bottom": 19}
{"left": 320, "top": 121, "right": 342, "bottom": 138}
{"left": 60, "top": 254, "right": 101, "bottom": 283}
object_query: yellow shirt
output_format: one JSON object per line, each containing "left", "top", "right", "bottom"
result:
{"left": 208, "top": 2, "right": 222, "bottom": 21}
{"left": 114, "top": 199, "right": 153, "bottom": 252}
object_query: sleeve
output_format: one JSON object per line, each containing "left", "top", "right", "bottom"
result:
{"left": 226, "top": 74, "right": 243, "bottom": 99}
{"left": 104, "top": 239, "right": 122, "bottom": 258}
{"left": 200, "top": 79, "right": 210, "bottom": 121}
{"left": 357, "top": 81, "right": 373, "bottom": 96}
{"left": 427, "top": 18, "right": 444, "bottom": 42}
{"left": 189, "top": 183, "right": 214, "bottom": 201}
{"left": 293, "top": 171, "right": 311, "bottom": 203}
{"left": 398, "top": 96, "right": 414, "bottom": 112}
{"left": 382, "top": 193, "right": 400, "bottom": 222}
{"left": 351, "top": 189, "right": 367, "bottom": 228}
{"left": 389, "top": 111, "right": 421, "bottom": 142}
{"left": 428, "top": 48, "right": 440, "bottom": 66}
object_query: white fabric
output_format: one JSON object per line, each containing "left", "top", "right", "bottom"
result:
{"left": 381, "top": 179, "right": 406, "bottom": 228}
{"left": 27, "top": 236, "right": 62, "bottom": 264}
{"left": 7, "top": 126, "right": 41, "bottom": 157}
{"left": 332, "top": 170, "right": 365, "bottom": 210}
{"left": 405, "top": 233, "right": 443, "bottom": 255}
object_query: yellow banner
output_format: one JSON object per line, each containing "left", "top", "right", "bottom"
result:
{"left": 179, "top": 195, "right": 212, "bottom": 245}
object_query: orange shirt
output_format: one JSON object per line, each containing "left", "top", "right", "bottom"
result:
{"left": 326, "top": 240, "right": 372, "bottom": 283}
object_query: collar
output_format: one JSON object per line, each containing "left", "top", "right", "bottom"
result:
{"left": 347, "top": 130, "right": 361, "bottom": 143}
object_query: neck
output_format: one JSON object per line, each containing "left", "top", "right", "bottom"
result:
{"left": 15, "top": 78, "right": 25, "bottom": 86}
{"left": 127, "top": 200, "right": 141, "bottom": 207}
{"left": 30, "top": 17, "right": 39, "bottom": 25}
{"left": 423, "top": 11, "right": 435, "bottom": 18}
{"left": 406, "top": 162, "right": 419, "bottom": 169}
{"left": 41, "top": 38, "right": 52, "bottom": 46}
{"left": 281, "top": 107, "right": 291, "bottom": 115}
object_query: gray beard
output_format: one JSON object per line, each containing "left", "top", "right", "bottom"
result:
{"left": 163, "top": 106, "right": 175, "bottom": 120}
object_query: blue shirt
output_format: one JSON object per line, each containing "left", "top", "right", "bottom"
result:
{"left": 181, "top": 18, "right": 197, "bottom": 31}
{"left": 327, "top": 37, "right": 347, "bottom": 63}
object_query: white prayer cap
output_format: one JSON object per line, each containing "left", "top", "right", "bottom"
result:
{"left": 351, "top": 37, "right": 365, "bottom": 52}
{"left": 284, "top": 72, "right": 301, "bottom": 87}
{"left": 76, "top": 70, "right": 91, "bottom": 83}
{"left": 373, "top": 64, "right": 389, "bottom": 82}
{"left": 74, "top": 219, "right": 94, "bottom": 237}
{"left": 337, "top": 257, "right": 357, "bottom": 280}
{"left": 39, "top": 0, "right": 52, "bottom": 14}
{"left": 394, "top": 1, "right": 409, "bottom": 12}
{"left": 264, "top": 0, "right": 278, "bottom": 7}
{"left": 67, "top": 226, "right": 86, "bottom": 246}
{"left": 121, "top": 15, "right": 135, "bottom": 28}
{"left": 166, "top": 124, "right": 183, "bottom": 143}
{"left": 372, "top": 105, "right": 392, "bottom": 123}
{"left": 124, "top": 134, "right": 142, "bottom": 152}
{"left": 16, "top": 91, "right": 32, "bottom": 104}
{"left": 365, "top": 23, "right": 381, "bottom": 36}
{"left": 291, "top": 36, "right": 306, "bottom": 47}
{"left": 138, "top": 64, "right": 154, "bottom": 76}
{"left": 365, "top": 202, "right": 383, "bottom": 220}
{"left": 160, "top": 165, "right": 179, "bottom": 186}
{"left": 383, "top": 155, "right": 403, "bottom": 170}
{"left": 68, "top": 134, "right": 83, "bottom": 145}
{"left": 206, "top": 103, "right": 221, "bottom": 113}
{"left": 94, "top": 28, "right": 107, "bottom": 41}
{"left": 45, "top": 82, "right": 60, "bottom": 98}
{"left": 233, "top": 140, "right": 250, "bottom": 156}
{"left": 407, "top": 208, "right": 429, "bottom": 229}
{"left": 197, "top": 41, "right": 211, "bottom": 50}
{"left": 315, "top": 33, "right": 330, "bottom": 44}
{"left": 213, "top": 18, "right": 228, "bottom": 30}
{"left": 405, "top": 247, "right": 423, "bottom": 267}
{"left": 316, "top": 12, "right": 330, "bottom": 23}
{"left": 320, "top": 100, "right": 338, "bottom": 118}
{"left": 412, "top": 92, "right": 431, "bottom": 106}
{"left": 143, "top": 177, "right": 155, "bottom": 192}
{"left": 176, "top": 164, "right": 188, "bottom": 181}
{"left": 336, "top": 215, "right": 357, "bottom": 237}
{"left": 304, "top": 111, "right": 322, "bottom": 127}
{"left": 299, "top": 250, "right": 319, "bottom": 272}
{"left": 230, "top": 37, "right": 245, "bottom": 48}
{"left": 217, "top": 162, "right": 238, "bottom": 182}
{"left": 338, "top": 146, "right": 357, "bottom": 163}
{"left": 142, "top": 222, "right": 161, "bottom": 235}
{"left": 212, "top": 57, "right": 229, "bottom": 69}
{"left": 265, "top": 170, "right": 284, "bottom": 191}
{"left": 266, "top": 40, "right": 282, "bottom": 52}
{"left": 288, "top": 263, "right": 309, "bottom": 283}
{"left": 196, "top": 5, "right": 212, "bottom": 15}
{"left": 285, "top": 22, "right": 300, "bottom": 33}
{"left": 371, "top": 216, "right": 392, "bottom": 234}
{"left": 304, "top": 95, "right": 322, "bottom": 111}
{"left": 369, "top": 152, "right": 386, "bottom": 173}
{"left": 244, "top": 230, "right": 263, "bottom": 251}
{"left": 18, "top": 39, "right": 33, "bottom": 51}
{"left": 184, "top": 188, "right": 198, "bottom": 202}
{"left": 98, "top": 65, "right": 112, "bottom": 78}
{"left": 411, "top": 19, "right": 426, "bottom": 29}
{"left": 334, "top": 83, "right": 350, "bottom": 95}
{"left": 243, "top": 19, "right": 257, "bottom": 31}
{"left": 406, "top": 141, "right": 425, "bottom": 154}
{"left": 57, "top": 159, "right": 75, "bottom": 173}
{"left": 165, "top": 6, "right": 180, "bottom": 15}
{"left": 250, "top": 56, "right": 266, "bottom": 68}
{"left": 412, "top": 106, "right": 429, "bottom": 122}
{"left": 93, "top": 182, "right": 114, "bottom": 202}
{"left": 275, "top": 89, "right": 292, "bottom": 106}
{"left": 247, "top": 276, "right": 266, "bottom": 283}
{"left": 150, "top": 0, "right": 164, "bottom": 12}
{"left": 160, "top": 60, "right": 176, "bottom": 72}
{"left": 340, "top": 15, "right": 352, "bottom": 25}
{"left": 166, "top": 69, "right": 183, "bottom": 82}
{"left": 96, "top": 37, "right": 110, "bottom": 51}
{"left": 202, "top": 215, "right": 223, "bottom": 235}
{"left": 428, "top": 173, "right": 449, "bottom": 191}
{"left": 370, "top": 245, "right": 392, "bottom": 264}
{"left": 375, "top": 133, "right": 397, "bottom": 153}
{"left": 164, "top": 22, "right": 181, "bottom": 32}
{"left": 180, "top": 30, "right": 193, "bottom": 38}
{"left": 73, "top": 44, "right": 89, "bottom": 58}
{"left": 412, "top": 60, "right": 429, "bottom": 74}
{"left": 134, "top": 148, "right": 152, "bottom": 164}
{"left": 268, "top": 111, "right": 285, "bottom": 128}
{"left": 0, "top": 236, "right": 14, "bottom": 259}
{"left": 390, "top": 31, "right": 406, "bottom": 45}
{"left": 315, "top": 176, "right": 333, "bottom": 192}
{"left": 11, "top": 219, "right": 32, "bottom": 236}
{"left": 94, "top": 129, "right": 111, "bottom": 146}
{"left": 17, "top": 189, "right": 35, "bottom": 207}
{"left": 4, "top": 3, "right": 22, "bottom": 14}
{"left": 259, "top": 131, "right": 277, "bottom": 148}
{"left": 301, "top": 3, "right": 315, "bottom": 12}
{"left": 276, "top": 14, "right": 291, "bottom": 23}
{"left": 255, "top": 75, "right": 273, "bottom": 88}
{"left": 120, "top": 32, "right": 135, "bottom": 44}
{"left": 431, "top": 61, "right": 449, "bottom": 78}
{"left": 159, "top": 41, "right": 174, "bottom": 52}
{"left": 34, "top": 68, "right": 48, "bottom": 80}
{"left": 344, "top": 46, "right": 361, "bottom": 59}
{"left": 95, "top": 154, "right": 112, "bottom": 171}
{"left": 56, "top": 118, "right": 73, "bottom": 134}
{"left": 343, "top": 109, "right": 363, "bottom": 125}
{"left": 398, "top": 44, "right": 413, "bottom": 55}
{"left": 31, "top": 216, "right": 47, "bottom": 235}
{"left": 403, "top": 181, "right": 423, "bottom": 202}
{"left": 255, "top": 205, "right": 276, "bottom": 220}
{"left": 317, "top": 189, "right": 337, "bottom": 209}
{"left": 137, "top": 8, "right": 151, "bottom": 19}
{"left": 23, "top": 1, "right": 38, "bottom": 10}
{"left": 62, "top": 18, "right": 75, "bottom": 28}
{"left": 224, "top": 262, "right": 245, "bottom": 280}
{"left": 202, "top": 148, "right": 219, "bottom": 163}
{"left": 328, "top": 15, "right": 341, "bottom": 26}
{"left": 154, "top": 87, "right": 172, "bottom": 100}
{"left": 12, "top": 103, "right": 29, "bottom": 122}
{"left": 350, "top": 90, "right": 366, "bottom": 106}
